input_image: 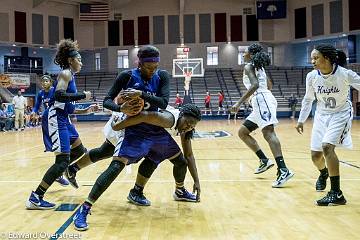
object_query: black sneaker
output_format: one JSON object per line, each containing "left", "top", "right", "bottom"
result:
{"left": 127, "top": 189, "right": 151, "bottom": 206}
{"left": 65, "top": 167, "right": 79, "bottom": 189}
{"left": 315, "top": 173, "right": 328, "bottom": 192}
{"left": 316, "top": 190, "right": 347, "bottom": 206}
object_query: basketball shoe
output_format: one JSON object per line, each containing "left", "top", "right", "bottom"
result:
{"left": 254, "top": 159, "right": 274, "bottom": 174}
{"left": 173, "top": 187, "right": 197, "bottom": 202}
{"left": 55, "top": 175, "right": 70, "bottom": 187}
{"left": 127, "top": 188, "right": 151, "bottom": 206}
{"left": 73, "top": 204, "right": 91, "bottom": 231}
{"left": 316, "top": 190, "right": 346, "bottom": 206}
{"left": 316, "top": 172, "right": 328, "bottom": 191}
{"left": 26, "top": 191, "right": 56, "bottom": 210}
{"left": 272, "top": 168, "right": 294, "bottom": 188}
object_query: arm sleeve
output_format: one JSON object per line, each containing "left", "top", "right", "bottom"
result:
{"left": 32, "top": 92, "right": 42, "bottom": 114}
{"left": 298, "top": 72, "right": 316, "bottom": 123}
{"left": 140, "top": 70, "right": 170, "bottom": 109}
{"left": 54, "top": 90, "right": 86, "bottom": 102}
{"left": 103, "top": 71, "right": 131, "bottom": 112}
{"left": 347, "top": 69, "right": 360, "bottom": 91}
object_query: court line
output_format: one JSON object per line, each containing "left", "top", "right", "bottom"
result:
{"left": 2, "top": 178, "right": 360, "bottom": 184}
{"left": 49, "top": 207, "right": 80, "bottom": 240}
{"left": 1, "top": 144, "right": 43, "bottom": 157}
{"left": 340, "top": 160, "right": 360, "bottom": 169}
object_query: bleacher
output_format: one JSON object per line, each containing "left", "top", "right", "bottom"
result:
{"left": 72, "top": 66, "right": 319, "bottom": 115}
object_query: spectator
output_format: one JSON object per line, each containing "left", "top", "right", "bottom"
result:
{"left": 243, "top": 101, "right": 252, "bottom": 117}
{"left": 25, "top": 105, "right": 34, "bottom": 127}
{"left": 204, "top": 91, "right": 212, "bottom": 115}
{"left": 217, "top": 91, "right": 226, "bottom": 115}
{"left": 0, "top": 104, "right": 14, "bottom": 131}
{"left": 288, "top": 93, "right": 298, "bottom": 119}
{"left": 12, "top": 90, "right": 27, "bottom": 130}
{"left": 174, "top": 93, "right": 183, "bottom": 108}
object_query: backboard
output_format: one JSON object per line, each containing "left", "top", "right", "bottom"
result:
{"left": 172, "top": 58, "right": 204, "bottom": 77}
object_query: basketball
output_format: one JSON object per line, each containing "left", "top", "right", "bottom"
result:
{"left": 116, "top": 96, "right": 144, "bottom": 116}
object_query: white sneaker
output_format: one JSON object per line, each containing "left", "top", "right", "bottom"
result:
{"left": 254, "top": 159, "right": 274, "bottom": 174}
{"left": 272, "top": 168, "right": 294, "bottom": 188}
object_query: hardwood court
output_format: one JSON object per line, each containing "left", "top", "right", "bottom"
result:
{"left": 0, "top": 119, "right": 359, "bottom": 240}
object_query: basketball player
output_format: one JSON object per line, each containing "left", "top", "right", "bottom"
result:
{"left": 26, "top": 39, "right": 94, "bottom": 210}
{"left": 231, "top": 43, "right": 294, "bottom": 187}
{"left": 73, "top": 46, "right": 199, "bottom": 231}
{"left": 66, "top": 103, "right": 201, "bottom": 205}
{"left": 31, "top": 75, "right": 69, "bottom": 186}
{"left": 296, "top": 44, "right": 360, "bottom": 206}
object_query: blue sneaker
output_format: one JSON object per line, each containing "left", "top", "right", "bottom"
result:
{"left": 26, "top": 191, "right": 56, "bottom": 210}
{"left": 173, "top": 188, "right": 197, "bottom": 202}
{"left": 127, "top": 189, "right": 151, "bottom": 206}
{"left": 73, "top": 204, "right": 91, "bottom": 231}
{"left": 55, "top": 175, "right": 69, "bottom": 187}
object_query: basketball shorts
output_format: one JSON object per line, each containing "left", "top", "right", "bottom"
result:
{"left": 113, "top": 128, "right": 181, "bottom": 165}
{"left": 43, "top": 106, "right": 79, "bottom": 153}
{"left": 247, "top": 92, "right": 278, "bottom": 129}
{"left": 205, "top": 102, "right": 210, "bottom": 108}
{"left": 311, "top": 109, "right": 353, "bottom": 151}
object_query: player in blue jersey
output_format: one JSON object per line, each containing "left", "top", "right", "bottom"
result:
{"left": 31, "top": 75, "right": 69, "bottom": 186}
{"left": 26, "top": 39, "right": 96, "bottom": 210}
{"left": 73, "top": 46, "right": 198, "bottom": 231}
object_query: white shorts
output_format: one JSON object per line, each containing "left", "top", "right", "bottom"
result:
{"left": 103, "top": 112, "right": 126, "bottom": 146}
{"left": 246, "top": 92, "right": 278, "bottom": 129}
{"left": 311, "top": 109, "right": 353, "bottom": 151}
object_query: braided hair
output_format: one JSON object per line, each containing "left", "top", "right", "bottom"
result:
{"left": 336, "top": 49, "right": 347, "bottom": 67}
{"left": 315, "top": 44, "right": 348, "bottom": 67}
{"left": 54, "top": 39, "right": 80, "bottom": 69}
{"left": 178, "top": 103, "right": 201, "bottom": 139}
{"left": 248, "top": 43, "right": 271, "bottom": 70}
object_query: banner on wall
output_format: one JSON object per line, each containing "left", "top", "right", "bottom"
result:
{"left": 0, "top": 73, "right": 30, "bottom": 88}
{"left": 256, "top": 0, "right": 287, "bottom": 19}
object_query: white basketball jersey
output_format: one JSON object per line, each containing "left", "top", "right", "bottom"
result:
{"left": 103, "top": 112, "right": 126, "bottom": 146}
{"left": 164, "top": 105, "right": 180, "bottom": 136}
{"left": 243, "top": 66, "right": 270, "bottom": 95}
{"left": 304, "top": 66, "right": 360, "bottom": 114}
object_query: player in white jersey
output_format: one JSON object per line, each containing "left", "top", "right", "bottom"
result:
{"left": 111, "top": 103, "right": 201, "bottom": 204}
{"left": 231, "top": 43, "right": 294, "bottom": 187}
{"left": 296, "top": 44, "right": 360, "bottom": 206}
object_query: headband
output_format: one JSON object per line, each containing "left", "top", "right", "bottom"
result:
{"left": 41, "top": 75, "right": 52, "bottom": 81}
{"left": 68, "top": 50, "right": 80, "bottom": 58}
{"left": 140, "top": 57, "right": 160, "bottom": 63}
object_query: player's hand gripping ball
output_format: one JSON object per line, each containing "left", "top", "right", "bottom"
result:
{"left": 116, "top": 94, "right": 144, "bottom": 116}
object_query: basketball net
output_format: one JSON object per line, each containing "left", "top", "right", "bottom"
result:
{"left": 184, "top": 72, "right": 192, "bottom": 94}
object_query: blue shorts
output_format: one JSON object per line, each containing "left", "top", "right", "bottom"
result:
{"left": 43, "top": 106, "right": 79, "bottom": 153}
{"left": 113, "top": 127, "right": 181, "bottom": 165}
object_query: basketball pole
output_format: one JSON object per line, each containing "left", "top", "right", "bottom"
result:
{"left": 183, "top": 50, "right": 192, "bottom": 104}
{"left": 183, "top": 72, "right": 192, "bottom": 104}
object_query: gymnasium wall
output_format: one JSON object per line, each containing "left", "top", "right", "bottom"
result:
{"left": 0, "top": 0, "right": 358, "bottom": 72}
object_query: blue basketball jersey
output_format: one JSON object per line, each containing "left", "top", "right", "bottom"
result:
{"left": 125, "top": 68, "right": 164, "bottom": 135}
{"left": 33, "top": 87, "right": 54, "bottom": 115}
{"left": 49, "top": 72, "right": 77, "bottom": 114}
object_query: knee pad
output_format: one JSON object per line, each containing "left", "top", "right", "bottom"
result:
{"left": 170, "top": 153, "right": 187, "bottom": 183}
{"left": 138, "top": 158, "right": 158, "bottom": 178}
{"left": 89, "top": 141, "right": 115, "bottom": 163}
{"left": 55, "top": 154, "right": 70, "bottom": 172}
{"left": 243, "top": 120, "right": 258, "bottom": 132}
{"left": 89, "top": 160, "right": 125, "bottom": 203}
{"left": 70, "top": 143, "right": 87, "bottom": 162}
{"left": 170, "top": 153, "right": 187, "bottom": 167}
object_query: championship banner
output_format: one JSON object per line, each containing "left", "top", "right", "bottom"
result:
{"left": 0, "top": 73, "right": 30, "bottom": 88}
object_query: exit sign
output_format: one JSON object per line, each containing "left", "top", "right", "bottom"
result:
{"left": 183, "top": 47, "right": 190, "bottom": 52}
